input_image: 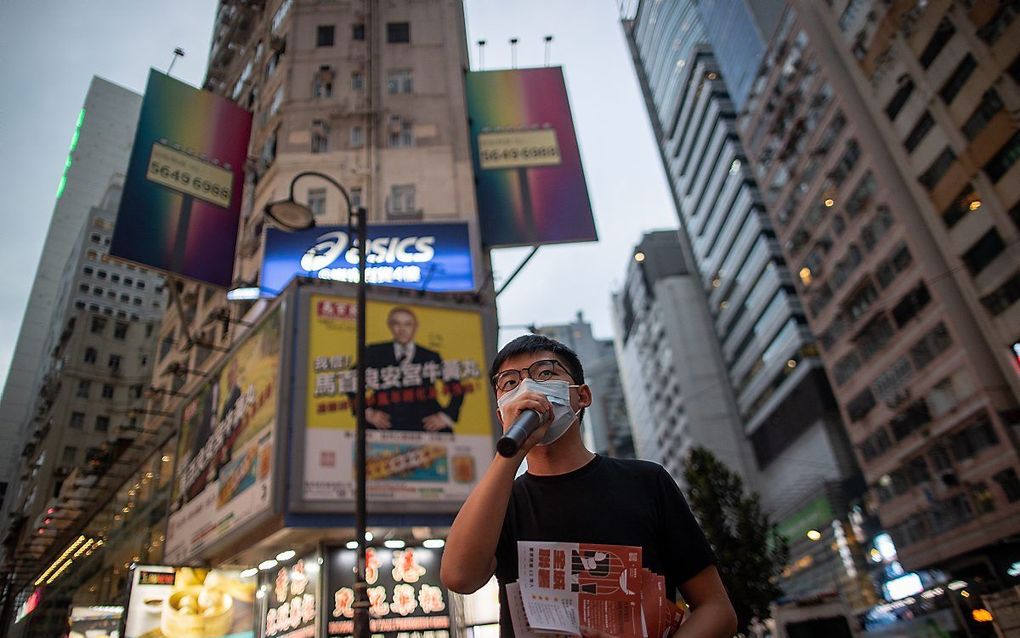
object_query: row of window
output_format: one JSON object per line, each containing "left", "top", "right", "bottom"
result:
{"left": 315, "top": 21, "right": 408, "bottom": 47}
{"left": 75, "top": 380, "right": 144, "bottom": 401}
{"left": 79, "top": 284, "right": 152, "bottom": 307}
{"left": 306, "top": 118, "right": 414, "bottom": 153}
{"left": 311, "top": 67, "right": 412, "bottom": 99}
{"left": 82, "top": 265, "right": 151, "bottom": 290}
{"left": 74, "top": 300, "right": 141, "bottom": 322}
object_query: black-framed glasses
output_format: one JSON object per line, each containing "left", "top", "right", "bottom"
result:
{"left": 492, "top": 359, "right": 573, "bottom": 393}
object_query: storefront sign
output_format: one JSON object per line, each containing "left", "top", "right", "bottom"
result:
{"left": 124, "top": 566, "right": 256, "bottom": 638}
{"left": 294, "top": 293, "right": 494, "bottom": 512}
{"left": 327, "top": 545, "right": 450, "bottom": 637}
{"left": 261, "top": 222, "right": 474, "bottom": 295}
{"left": 111, "top": 69, "right": 252, "bottom": 286}
{"left": 68, "top": 606, "right": 123, "bottom": 638}
{"left": 165, "top": 307, "right": 281, "bottom": 562}
{"left": 259, "top": 553, "right": 320, "bottom": 638}
{"left": 466, "top": 67, "right": 597, "bottom": 247}
{"left": 14, "top": 588, "right": 42, "bottom": 623}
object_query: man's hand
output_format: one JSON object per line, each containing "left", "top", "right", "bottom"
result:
{"left": 365, "top": 407, "right": 392, "bottom": 429}
{"left": 422, "top": 413, "right": 453, "bottom": 431}
{"left": 497, "top": 389, "right": 555, "bottom": 459}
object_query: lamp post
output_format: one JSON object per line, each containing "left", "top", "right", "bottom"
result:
{"left": 266, "top": 171, "right": 370, "bottom": 638}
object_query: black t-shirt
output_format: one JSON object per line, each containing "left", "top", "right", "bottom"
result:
{"left": 493, "top": 455, "right": 716, "bottom": 636}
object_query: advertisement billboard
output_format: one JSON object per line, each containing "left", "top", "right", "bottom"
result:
{"left": 110, "top": 69, "right": 253, "bottom": 287}
{"left": 258, "top": 553, "right": 320, "bottom": 638}
{"left": 465, "top": 67, "right": 597, "bottom": 248}
{"left": 326, "top": 545, "right": 449, "bottom": 637}
{"left": 165, "top": 307, "right": 281, "bottom": 562}
{"left": 124, "top": 566, "right": 256, "bottom": 638}
{"left": 261, "top": 222, "right": 474, "bottom": 295}
{"left": 294, "top": 290, "right": 494, "bottom": 512}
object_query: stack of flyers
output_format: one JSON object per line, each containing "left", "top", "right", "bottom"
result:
{"left": 509, "top": 541, "right": 685, "bottom": 637}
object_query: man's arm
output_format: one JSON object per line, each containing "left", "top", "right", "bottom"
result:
{"left": 440, "top": 389, "right": 553, "bottom": 593}
{"left": 673, "top": 565, "right": 737, "bottom": 637}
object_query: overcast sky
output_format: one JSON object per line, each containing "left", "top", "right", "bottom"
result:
{"left": 0, "top": 0, "right": 678, "bottom": 389}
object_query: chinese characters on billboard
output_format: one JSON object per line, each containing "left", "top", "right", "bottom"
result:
{"left": 258, "top": 554, "right": 320, "bottom": 638}
{"left": 165, "top": 308, "right": 281, "bottom": 562}
{"left": 327, "top": 545, "right": 449, "bottom": 637}
{"left": 110, "top": 69, "right": 252, "bottom": 286}
{"left": 124, "top": 566, "right": 256, "bottom": 638}
{"left": 299, "top": 294, "right": 493, "bottom": 509}
{"left": 465, "top": 67, "right": 597, "bottom": 248}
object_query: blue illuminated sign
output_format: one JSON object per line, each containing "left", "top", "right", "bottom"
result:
{"left": 261, "top": 222, "right": 474, "bottom": 295}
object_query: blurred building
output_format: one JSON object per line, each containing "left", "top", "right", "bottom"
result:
{"left": 611, "top": 231, "right": 755, "bottom": 484}
{"left": 622, "top": 1, "right": 873, "bottom": 607}
{"left": 533, "top": 312, "right": 635, "bottom": 459}
{"left": 0, "top": 78, "right": 141, "bottom": 529}
{"left": 721, "top": 0, "right": 1020, "bottom": 602}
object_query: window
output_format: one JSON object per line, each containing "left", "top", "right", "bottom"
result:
{"left": 83, "top": 266, "right": 93, "bottom": 275}
{"left": 350, "top": 188, "right": 363, "bottom": 208}
{"left": 317, "top": 25, "right": 335, "bottom": 47}
{"left": 108, "top": 354, "right": 122, "bottom": 371}
{"left": 389, "top": 184, "right": 417, "bottom": 218}
{"left": 884, "top": 78, "right": 914, "bottom": 121}
{"left": 351, "top": 72, "right": 364, "bottom": 91}
{"left": 977, "top": 3, "right": 1019, "bottom": 44}
{"left": 124, "top": 277, "right": 133, "bottom": 286}
{"left": 350, "top": 126, "right": 364, "bottom": 148}
{"left": 829, "top": 139, "right": 861, "bottom": 186}
{"left": 70, "top": 412, "right": 85, "bottom": 430}
{"left": 963, "top": 88, "right": 1003, "bottom": 141}
{"left": 833, "top": 351, "right": 862, "bottom": 386}
{"left": 919, "top": 16, "right": 955, "bottom": 68}
{"left": 891, "top": 282, "right": 931, "bottom": 328}
{"left": 133, "top": 297, "right": 142, "bottom": 306}
{"left": 62, "top": 446, "right": 77, "bottom": 466}
{"left": 387, "top": 69, "right": 413, "bottom": 94}
{"left": 306, "top": 187, "right": 326, "bottom": 217}
{"left": 388, "top": 119, "right": 413, "bottom": 148}
{"left": 311, "top": 131, "right": 329, "bottom": 153}
{"left": 91, "top": 316, "right": 106, "bottom": 334}
{"left": 994, "top": 468, "right": 1020, "bottom": 503}
{"left": 951, "top": 416, "right": 999, "bottom": 460}
{"left": 352, "top": 23, "right": 365, "bottom": 41}
{"left": 84, "top": 347, "right": 97, "bottom": 364}
{"left": 136, "top": 281, "right": 145, "bottom": 289}
{"left": 271, "top": 0, "right": 292, "bottom": 33}
{"left": 962, "top": 228, "right": 1006, "bottom": 276}
{"left": 114, "top": 322, "right": 128, "bottom": 339}
{"left": 919, "top": 147, "right": 956, "bottom": 190}
{"left": 386, "top": 22, "right": 410, "bottom": 43}
{"left": 78, "top": 283, "right": 89, "bottom": 293}
{"left": 904, "top": 111, "right": 934, "bottom": 153}
{"left": 95, "top": 415, "right": 109, "bottom": 432}
{"left": 96, "top": 270, "right": 107, "bottom": 279}
{"left": 847, "top": 388, "right": 876, "bottom": 422}
{"left": 101, "top": 384, "right": 114, "bottom": 399}
{"left": 941, "top": 184, "right": 980, "bottom": 228}
{"left": 909, "top": 323, "right": 952, "bottom": 370}
{"left": 76, "top": 380, "right": 90, "bottom": 398}
{"left": 938, "top": 54, "right": 976, "bottom": 105}
{"left": 984, "top": 131, "right": 1020, "bottom": 183}
{"left": 313, "top": 66, "right": 333, "bottom": 98}
{"left": 980, "top": 271, "right": 1020, "bottom": 315}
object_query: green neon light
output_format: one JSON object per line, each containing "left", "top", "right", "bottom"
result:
{"left": 56, "top": 109, "right": 86, "bottom": 199}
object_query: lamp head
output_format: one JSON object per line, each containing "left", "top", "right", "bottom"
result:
{"left": 265, "top": 198, "right": 316, "bottom": 230}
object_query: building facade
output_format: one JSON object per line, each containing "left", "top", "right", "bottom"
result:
{"left": 733, "top": 0, "right": 1020, "bottom": 599}
{"left": 0, "top": 78, "right": 141, "bottom": 528}
{"left": 533, "top": 313, "right": 635, "bottom": 459}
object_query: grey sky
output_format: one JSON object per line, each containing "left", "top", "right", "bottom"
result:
{"left": 0, "top": 0, "right": 678, "bottom": 389}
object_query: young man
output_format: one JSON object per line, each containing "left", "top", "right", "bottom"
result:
{"left": 441, "top": 335, "right": 737, "bottom": 637}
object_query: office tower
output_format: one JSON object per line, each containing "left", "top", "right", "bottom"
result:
{"left": 731, "top": 0, "right": 1020, "bottom": 595}
{"left": 534, "top": 313, "right": 635, "bottom": 459}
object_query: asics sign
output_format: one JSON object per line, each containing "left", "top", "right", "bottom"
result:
{"left": 299, "top": 231, "right": 436, "bottom": 271}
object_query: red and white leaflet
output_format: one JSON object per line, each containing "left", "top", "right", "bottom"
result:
{"left": 506, "top": 582, "right": 578, "bottom": 638}
{"left": 517, "top": 541, "right": 643, "bottom": 638}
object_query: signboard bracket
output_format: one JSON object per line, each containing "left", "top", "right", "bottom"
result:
{"left": 495, "top": 246, "right": 539, "bottom": 297}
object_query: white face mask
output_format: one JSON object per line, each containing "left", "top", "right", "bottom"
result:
{"left": 497, "top": 378, "right": 581, "bottom": 447}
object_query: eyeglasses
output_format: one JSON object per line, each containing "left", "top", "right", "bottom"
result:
{"left": 492, "top": 359, "right": 574, "bottom": 393}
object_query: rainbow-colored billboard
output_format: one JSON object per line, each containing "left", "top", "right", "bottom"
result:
{"left": 465, "top": 67, "right": 597, "bottom": 248}
{"left": 110, "top": 69, "right": 252, "bottom": 287}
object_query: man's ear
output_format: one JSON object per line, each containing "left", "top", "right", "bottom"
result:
{"left": 577, "top": 384, "right": 592, "bottom": 409}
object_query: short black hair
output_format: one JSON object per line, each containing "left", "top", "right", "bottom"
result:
{"left": 489, "top": 334, "right": 585, "bottom": 390}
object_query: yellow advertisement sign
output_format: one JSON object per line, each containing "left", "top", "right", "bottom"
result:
{"left": 477, "top": 129, "right": 561, "bottom": 169}
{"left": 166, "top": 308, "right": 280, "bottom": 563}
{"left": 146, "top": 142, "right": 234, "bottom": 208}
{"left": 304, "top": 294, "right": 493, "bottom": 505}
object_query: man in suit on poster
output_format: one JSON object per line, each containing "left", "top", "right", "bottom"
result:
{"left": 363, "top": 306, "right": 464, "bottom": 432}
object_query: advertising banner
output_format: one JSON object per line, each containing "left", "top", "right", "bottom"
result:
{"left": 465, "top": 67, "right": 597, "bottom": 248}
{"left": 124, "top": 566, "right": 256, "bottom": 638}
{"left": 262, "top": 222, "right": 474, "bottom": 295}
{"left": 165, "top": 307, "right": 281, "bottom": 562}
{"left": 258, "top": 553, "right": 320, "bottom": 638}
{"left": 298, "top": 292, "right": 493, "bottom": 510}
{"left": 68, "top": 606, "right": 124, "bottom": 638}
{"left": 326, "top": 545, "right": 450, "bottom": 637}
{"left": 110, "top": 69, "right": 252, "bottom": 287}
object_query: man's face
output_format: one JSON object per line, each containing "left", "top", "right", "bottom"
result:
{"left": 388, "top": 311, "right": 417, "bottom": 345}
{"left": 494, "top": 350, "right": 591, "bottom": 425}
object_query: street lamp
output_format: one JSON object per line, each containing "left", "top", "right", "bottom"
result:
{"left": 265, "top": 170, "right": 370, "bottom": 638}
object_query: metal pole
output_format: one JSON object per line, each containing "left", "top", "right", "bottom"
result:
{"left": 352, "top": 204, "right": 371, "bottom": 638}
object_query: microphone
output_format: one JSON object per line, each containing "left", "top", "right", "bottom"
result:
{"left": 497, "top": 409, "right": 542, "bottom": 458}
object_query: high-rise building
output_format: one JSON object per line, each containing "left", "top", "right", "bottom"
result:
{"left": 731, "top": 0, "right": 1020, "bottom": 597}
{"left": 611, "top": 231, "right": 755, "bottom": 484}
{"left": 533, "top": 313, "right": 635, "bottom": 459}
{"left": 0, "top": 79, "right": 141, "bottom": 527}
